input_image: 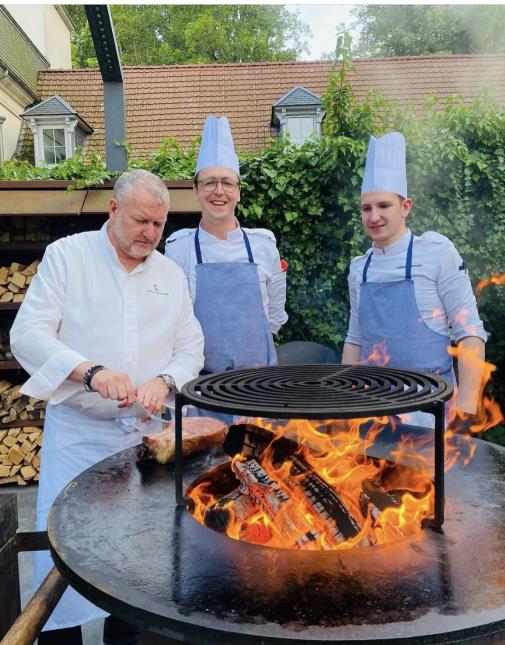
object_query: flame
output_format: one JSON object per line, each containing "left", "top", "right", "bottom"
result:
{"left": 476, "top": 272, "right": 505, "bottom": 296}
{"left": 188, "top": 415, "right": 436, "bottom": 551}
{"left": 188, "top": 331, "right": 503, "bottom": 552}
{"left": 446, "top": 343, "right": 504, "bottom": 436}
{"left": 367, "top": 339, "right": 390, "bottom": 366}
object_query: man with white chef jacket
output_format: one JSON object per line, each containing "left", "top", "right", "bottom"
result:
{"left": 10, "top": 169, "right": 204, "bottom": 645}
{"left": 165, "top": 115, "right": 287, "bottom": 387}
{"left": 341, "top": 132, "right": 487, "bottom": 424}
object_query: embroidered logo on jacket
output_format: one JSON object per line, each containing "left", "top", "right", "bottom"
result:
{"left": 147, "top": 283, "right": 169, "bottom": 296}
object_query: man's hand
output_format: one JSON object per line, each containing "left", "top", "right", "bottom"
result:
{"left": 90, "top": 369, "right": 136, "bottom": 407}
{"left": 131, "top": 377, "right": 170, "bottom": 416}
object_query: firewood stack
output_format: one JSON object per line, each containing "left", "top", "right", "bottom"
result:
{"left": 0, "top": 380, "right": 45, "bottom": 485}
{"left": 0, "top": 426, "right": 42, "bottom": 485}
{"left": 0, "top": 261, "right": 39, "bottom": 303}
{"left": 0, "top": 380, "right": 46, "bottom": 424}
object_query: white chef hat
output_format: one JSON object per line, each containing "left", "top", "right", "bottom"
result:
{"left": 361, "top": 132, "right": 407, "bottom": 198}
{"left": 195, "top": 115, "right": 240, "bottom": 176}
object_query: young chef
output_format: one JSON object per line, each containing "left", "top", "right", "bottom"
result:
{"left": 10, "top": 169, "right": 204, "bottom": 645}
{"left": 165, "top": 115, "right": 288, "bottom": 378}
{"left": 341, "top": 132, "right": 487, "bottom": 421}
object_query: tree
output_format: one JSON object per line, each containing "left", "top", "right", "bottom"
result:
{"left": 352, "top": 5, "right": 505, "bottom": 58}
{"left": 65, "top": 5, "right": 310, "bottom": 68}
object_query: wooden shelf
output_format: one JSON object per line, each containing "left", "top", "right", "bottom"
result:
{"left": 0, "top": 361, "right": 21, "bottom": 371}
{"left": 0, "top": 242, "right": 47, "bottom": 252}
{"left": 0, "top": 418, "right": 44, "bottom": 430}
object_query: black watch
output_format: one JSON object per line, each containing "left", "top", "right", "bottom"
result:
{"left": 157, "top": 374, "right": 176, "bottom": 393}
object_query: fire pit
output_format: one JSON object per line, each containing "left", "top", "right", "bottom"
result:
{"left": 47, "top": 430, "right": 505, "bottom": 643}
{"left": 175, "top": 364, "right": 452, "bottom": 531}
{"left": 45, "top": 365, "right": 505, "bottom": 643}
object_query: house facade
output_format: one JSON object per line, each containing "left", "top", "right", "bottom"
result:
{"left": 0, "top": 4, "right": 72, "bottom": 161}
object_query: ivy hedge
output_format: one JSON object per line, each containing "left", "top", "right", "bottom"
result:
{"left": 1, "top": 43, "right": 504, "bottom": 426}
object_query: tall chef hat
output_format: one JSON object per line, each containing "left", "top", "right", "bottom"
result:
{"left": 195, "top": 115, "right": 240, "bottom": 176}
{"left": 361, "top": 132, "right": 407, "bottom": 198}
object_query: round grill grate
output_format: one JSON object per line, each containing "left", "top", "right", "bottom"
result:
{"left": 181, "top": 364, "right": 453, "bottom": 419}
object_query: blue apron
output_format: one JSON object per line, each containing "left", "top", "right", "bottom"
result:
{"left": 190, "top": 227, "right": 277, "bottom": 421}
{"left": 359, "top": 233, "right": 453, "bottom": 383}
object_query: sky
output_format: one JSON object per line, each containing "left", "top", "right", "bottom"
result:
{"left": 286, "top": 4, "right": 358, "bottom": 60}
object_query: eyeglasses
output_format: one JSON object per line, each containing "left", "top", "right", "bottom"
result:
{"left": 197, "top": 178, "right": 240, "bottom": 192}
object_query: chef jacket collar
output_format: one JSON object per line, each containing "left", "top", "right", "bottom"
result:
{"left": 101, "top": 221, "right": 156, "bottom": 273}
{"left": 372, "top": 228, "right": 411, "bottom": 255}
{"left": 198, "top": 219, "right": 242, "bottom": 242}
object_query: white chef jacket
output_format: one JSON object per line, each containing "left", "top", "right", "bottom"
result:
{"left": 11, "top": 222, "right": 205, "bottom": 414}
{"left": 345, "top": 229, "right": 487, "bottom": 347}
{"left": 165, "top": 224, "right": 288, "bottom": 335}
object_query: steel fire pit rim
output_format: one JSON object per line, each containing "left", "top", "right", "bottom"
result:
{"left": 46, "top": 440, "right": 505, "bottom": 644}
{"left": 181, "top": 364, "right": 453, "bottom": 419}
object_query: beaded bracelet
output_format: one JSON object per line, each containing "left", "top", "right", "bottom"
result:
{"left": 83, "top": 365, "right": 105, "bottom": 392}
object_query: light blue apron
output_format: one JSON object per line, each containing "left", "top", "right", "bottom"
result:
{"left": 190, "top": 227, "right": 277, "bottom": 421}
{"left": 359, "top": 233, "right": 453, "bottom": 383}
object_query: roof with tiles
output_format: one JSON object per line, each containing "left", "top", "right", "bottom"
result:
{"left": 274, "top": 86, "right": 323, "bottom": 108}
{"left": 26, "top": 54, "right": 505, "bottom": 160}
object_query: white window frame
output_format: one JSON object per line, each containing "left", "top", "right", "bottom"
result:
{"left": 26, "top": 115, "right": 78, "bottom": 167}
{"left": 285, "top": 115, "right": 317, "bottom": 145}
{"left": 275, "top": 106, "right": 324, "bottom": 146}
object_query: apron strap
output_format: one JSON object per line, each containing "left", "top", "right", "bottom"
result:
{"left": 194, "top": 226, "right": 255, "bottom": 264}
{"left": 362, "top": 233, "right": 415, "bottom": 282}
{"left": 405, "top": 232, "right": 414, "bottom": 280}
{"left": 194, "top": 227, "right": 203, "bottom": 265}
{"left": 362, "top": 251, "right": 373, "bottom": 283}
{"left": 242, "top": 230, "right": 255, "bottom": 263}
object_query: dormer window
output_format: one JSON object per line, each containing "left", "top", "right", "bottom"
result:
{"left": 21, "top": 95, "right": 93, "bottom": 167}
{"left": 271, "top": 86, "right": 324, "bottom": 145}
{"left": 42, "top": 126, "right": 67, "bottom": 164}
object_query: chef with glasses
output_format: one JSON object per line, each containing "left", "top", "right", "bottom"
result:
{"left": 166, "top": 115, "right": 287, "bottom": 386}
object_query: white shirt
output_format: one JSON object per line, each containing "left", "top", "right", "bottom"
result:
{"left": 165, "top": 224, "right": 288, "bottom": 334}
{"left": 345, "top": 229, "right": 487, "bottom": 347}
{"left": 10, "top": 223, "right": 204, "bottom": 418}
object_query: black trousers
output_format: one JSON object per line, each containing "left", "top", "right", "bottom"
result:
{"left": 37, "top": 615, "right": 140, "bottom": 645}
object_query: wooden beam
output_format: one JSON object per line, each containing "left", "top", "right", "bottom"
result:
{"left": 0, "top": 567, "right": 68, "bottom": 645}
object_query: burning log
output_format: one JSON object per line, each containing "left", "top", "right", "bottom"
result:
{"left": 201, "top": 422, "right": 406, "bottom": 550}
{"left": 232, "top": 458, "right": 323, "bottom": 549}
{"left": 203, "top": 488, "right": 257, "bottom": 533}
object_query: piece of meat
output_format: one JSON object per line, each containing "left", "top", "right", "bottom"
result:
{"left": 137, "top": 417, "right": 227, "bottom": 464}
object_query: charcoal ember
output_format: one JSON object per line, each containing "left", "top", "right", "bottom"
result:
{"left": 204, "top": 488, "right": 257, "bottom": 533}
{"left": 239, "top": 519, "right": 272, "bottom": 544}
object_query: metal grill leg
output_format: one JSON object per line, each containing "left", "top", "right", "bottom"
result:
{"left": 422, "top": 401, "right": 445, "bottom": 531}
{"left": 174, "top": 394, "right": 193, "bottom": 509}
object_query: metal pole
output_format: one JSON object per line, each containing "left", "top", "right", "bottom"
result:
{"left": 433, "top": 400, "right": 446, "bottom": 529}
{"left": 84, "top": 5, "right": 127, "bottom": 171}
{"left": 175, "top": 393, "right": 184, "bottom": 506}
